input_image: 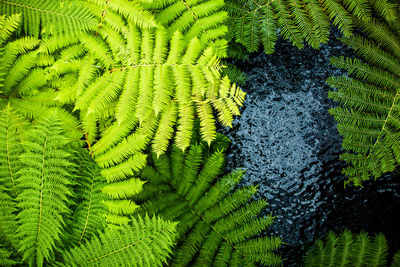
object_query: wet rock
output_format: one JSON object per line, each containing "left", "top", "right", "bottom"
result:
{"left": 221, "top": 34, "right": 400, "bottom": 266}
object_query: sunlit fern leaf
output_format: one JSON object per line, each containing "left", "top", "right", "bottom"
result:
{"left": 134, "top": 136, "right": 282, "bottom": 266}
{"left": 64, "top": 148, "right": 107, "bottom": 247}
{"left": 0, "top": 14, "right": 21, "bottom": 45}
{"left": 86, "top": 0, "right": 157, "bottom": 29}
{"left": 15, "top": 113, "right": 75, "bottom": 266}
{"left": 304, "top": 230, "right": 390, "bottom": 267}
{"left": 327, "top": 5, "right": 400, "bottom": 185}
{"left": 59, "top": 26, "right": 244, "bottom": 155}
{"left": 0, "top": 0, "right": 97, "bottom": 37}
{"left": 145, "top": 0, "right": 228, "bottom": 57}
{"left": 60, "top": 215, "right": 176, "bottom": 267}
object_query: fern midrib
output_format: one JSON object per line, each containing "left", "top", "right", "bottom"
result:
{"left": 368, "top": 90, "right": 399, "bottom": 162}
{"left": 95, "top": 0, "right": 111, "bottom": 36}
{"left": 2, "top": 1, "right": 89, "bottom": 23}
{"left": 78, "top": 176, "right": 95, "bottom": 245}
{"left": 167, "top": 177, "right": 242, "bottom": 254}
{"left": 37, "top": 130, "right": 49, "bottom": 240}
{"left": 330, "top": 79, "right": 394, "bottom": 99}
{"left": 5, "top": 115, "right": 17, "bottom": 195}
{"left": 333, "top": 92, "right": 391, "bottom": 111}
{"left": 108, "top": 63, "right": 221, "bottom": 73}
{"left": 84, "top": 225, "right": 171, "bottom": 264}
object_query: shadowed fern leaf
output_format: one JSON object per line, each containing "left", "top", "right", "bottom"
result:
{"left": 0, "top": 244, "right": 17, "bottom": 267}
{"left": 60, "top": 215, "right": 177, "bottom": 267}
{"left": 134, "top": 135, "right": 282, "bottom": 266}
{"left": 304, "top": 230, "right": 400, "bottom": 267}
{"left": 64, "top": 148, "right": 107, "bottom": 247}
{"left": 327, "top": 5, "right": 400, "bottom": 186}
{"left": 225, "top": 0, "right": 397, "bottom": 54}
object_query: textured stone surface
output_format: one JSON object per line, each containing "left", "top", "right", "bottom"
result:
{"left": 221, "top": 35, "right": 400, "bottom": 265}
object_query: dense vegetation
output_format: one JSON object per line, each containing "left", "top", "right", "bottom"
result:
{"left": 0, "top": 0, "right": 399, "bottom": 266}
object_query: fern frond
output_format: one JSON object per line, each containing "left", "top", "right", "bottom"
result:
{"left": 60, "top": 215, "right": 176, "bottom": 267}
{"left": 135, "top": 136, "right": 282, "bottom": 266}
{"left": 65, "top": 149, "right": 107, "bottom": 247}
{"left": 0, "top": 106, "right": 25, "bottom": 197}
{"left": 304, "top": 230, "right": 390, "bottom": 267}
{"left": 0, "top": 14, "right": 21, "bottom": 45}
{"left": 273, "top": 0, "right": 304, "bottom": 49}
{"left": 148, "top": 0, "right": 228, "bottom": 57}
{"left": 392, "top": 250, "right": 400, "bottom": 267}
{"left": 369, "top": 0, "right": 397, "bottom": 22}
{"left": 0, "top": 244, "right": 17, "bottom": 267}
{"left": 0, "top": 0, "right": 97, "bottom": 37}
{"left": 327, "top": 8, "right": 400, "bottom": 185}
{"left": 15, "top": 113, "right": 75, "bottom": 266}
{"left": 0, "top": 189, "right": 18, "bottom": 250}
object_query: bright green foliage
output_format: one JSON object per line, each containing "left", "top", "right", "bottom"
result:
{"left": 0, "top": 109, "right": 176, "bottom": 266}
{"left": 135, "top": 135, "right": 283, "bottom": 266}
{"left": 144, "top": 0, "right": 229, "bottom": 58}
{"left": 15, "top": 113, "right": 75, "bottom": 266}
{"left": 327, "top": 6, "right": 400, "bottom": 186}
{"left": 0, "top": 107, "right": 25, "bottom": 249}
{"left": 0, "top": 0, "right": 98, "bottom": 37}
{"left": 225, "top": 0, "right": 397, "bottom": 54}
{"left": 0, "top": 14, "right": 82, "bottom": 140}
{"left": 61, "top": 215, "right": 177, "bottom": 267}
{"left": 304, "top": 230, "right": 400, "bottom": 267}
{"left": 1, "top": 0, "right": 245, "bottom": 223}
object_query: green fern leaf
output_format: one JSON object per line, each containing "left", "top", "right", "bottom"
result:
{"left": 304, "top": 230, "right": 390, "bottom": 267}
{"left": 65, "top": 149, "right": 107, "bottom": 246}
{"left": 327, "top": 8, "right": 400, "bottom": 185}
{"left": 60, "top": 215, "right": 176, "bottom": 267}
{"left": 15, "top": 113, "right": 75, "bottom": 266}
{"left": 135, "top": 136, "right": 282, "bottom": 266}
{"left": 0, "top": 0, "right": 97, "bottom": 37}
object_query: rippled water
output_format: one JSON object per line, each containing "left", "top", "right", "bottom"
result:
{"left": 222, "top": 36, "right": 400, "bottom": 265}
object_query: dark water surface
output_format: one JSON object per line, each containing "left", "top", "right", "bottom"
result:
{"left": 221, "top": 36, "right": 400, "bottom": 265}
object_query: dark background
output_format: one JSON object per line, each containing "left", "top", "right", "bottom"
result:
{"left": 221, "top": 33, "right": 400, "bottom": 266}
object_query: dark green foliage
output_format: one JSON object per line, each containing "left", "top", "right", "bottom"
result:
{"left": 225, "top": 0, "right": 397, "bottom": 55}
{"left": 0, "top": 244, "right": 17, "bottom": 266}
{"left": 135, "top": 135, "right": 283, "bottom": 266}
{"left": 327, "top": 4, "right": 400, "bottom": 186}
{"left": 304, "top": 230, "right": 400, "bottom": 267}
{"left": 64, "top": 149, "right": 107, "bottom": 247}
